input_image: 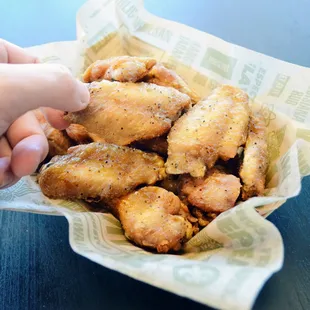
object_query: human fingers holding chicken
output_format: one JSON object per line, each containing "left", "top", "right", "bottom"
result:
{"left": 0, "top": 39, "right": 89, "bottom": 188}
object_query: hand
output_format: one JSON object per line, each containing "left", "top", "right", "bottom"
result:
{"left": 0, "top": 39, "right": 90, "bottom": 189}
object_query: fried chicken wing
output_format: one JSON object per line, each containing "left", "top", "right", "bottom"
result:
{"left": 83, "top": 56, "right": 156, "bottom": 83}
{"left": 38, "top": 143, "right": 166, "bottom": 202}
{"left": 64, "top": 80, "right": 191, "bottom": 146}
{"left": 218, "top": 94, "right": 249, "bottom": 161}
{"left": 112, "top": 186, "right": 193, "bottom": 253}
{"left": 66, "top": 124, "right": 104, "bottom": 144}
{"left": 166, "top": 85, "right": 249, "bottom": 177}
{"left": 191, "top": 207, "right": 218, "bottom": 228}
{"left": 34, "top": 110, "right": 71, "bottom": 157}
{"left": 239, "top": 111, "right": 268, "bottom": 200}
{"left": 143, "top": 63, "right": 200, "bottom": 104}
{"left": 180, "top": 168, "right": 241, "bottom": 213}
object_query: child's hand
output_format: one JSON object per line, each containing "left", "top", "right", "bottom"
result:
{"left": 0, "top": 39, "right": 89, "bottom": 188}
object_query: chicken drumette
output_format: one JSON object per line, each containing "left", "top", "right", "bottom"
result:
{"left": 83, "top": 56, "right": 156, "bottom": 83}
{"left": 111, "top": 186, "right": 193, "bottom": 253}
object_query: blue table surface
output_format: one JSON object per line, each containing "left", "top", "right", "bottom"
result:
{"left": 0, "top": 1, "right": 310, "bottom": 310}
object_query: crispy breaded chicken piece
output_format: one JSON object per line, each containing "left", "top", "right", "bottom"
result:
{"left": 66, "top": 124, "right": 93, "bottom": 144}
{"left": 112, "top": 186, "right": 193, "bottom": 253}
{"left": 38, "top": 143, "right": 166, "bottom": 202}
{"left": 218, "top": 93, "right": 249, "bottom": 161}
{"left": 240, "top": 111, "right": 268, "bottom": 200}
{"left": 180, "top": 168, "right": 241, "bottom": 213}
{"left": 64, "top": 80, "right": 191, "bottom": 146}
{"left": 33, "top": 110, "right": 71, "bottom": 157}
{"left": 83, "top": 56, "right": 156, "bottom": 83}
{"left": 143, "top": 63, "right": 200, "bottom": 104}
{"left": 191, "top": 208, "right": 218, "bottom": 228}
{"left": 166, "top": 85, "right": 249, "bottom": 177}
{"left": 66, "top": 124, "right": 104, "bottom": 144}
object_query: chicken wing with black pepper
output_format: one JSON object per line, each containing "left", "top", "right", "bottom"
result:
{"left": 111, "top": 186, "right": 193, "bottom": 253}
{"left": 38, "top": 143, "right": 166, "bottom": 202}
{"left": 64, "top": 80, "right": 191, "bottom": 146}
{"left": 166, "top": 85, "right": 249, "bottom": 177}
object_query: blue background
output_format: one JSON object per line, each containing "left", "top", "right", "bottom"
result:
{"left": 0, "top": 1, "right": 310, "bottom": 310}
{"left": 1, "top": 0, "right": 310, "bottom": 67}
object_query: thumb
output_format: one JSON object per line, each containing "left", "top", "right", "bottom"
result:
{"left": 0, "top": 63, "right": 89, "bottom": 135}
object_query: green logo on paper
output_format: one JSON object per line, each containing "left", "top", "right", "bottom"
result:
{"left": 106, "top": 225, "right": 123, "bottom": 236}
{"left": 296, "top": 128, "right": 310, "bottom": 142}
{"left": 269, "top": 74, "right": 290, "bottom": 97}
{"left": 268, "top": 125, "right": 287, "bottom": 163}
{"left": 298, "top": 148, "right": 310, "bottom": 176}
{"left": 57, "top": 200, "right": 88, "bottom": 212}
{"left": 286, "top": 90, "right": 303, "bottom": 106}
{"left": 173, "top": 264, "right": 219, "bottom": 286}
{"left": 88, "top": 23, "right": 117, "bottom": 53}
{"left": 139, "top": 23, "right": 172, "bottom": 43}
{"left": 266, "top": 163, "right": 278, "bottom": 185}
{"left": 259, "top": 104, "right": 276, "bottom": 127}
{"left": 0, "top": 178, "right": 39, "bottom": 202}
{"left": 201, "top": 48, "right": 237, "bottom": 79}
{"left": 292, "top": 87, "right": 310, "bottom": 123}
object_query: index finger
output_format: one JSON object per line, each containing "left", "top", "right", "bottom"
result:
{"left": 0, "top": 39, "right": 39, "bottom": 64}
{"left": 0, "top": 63, "right": 90, "bottom": 135}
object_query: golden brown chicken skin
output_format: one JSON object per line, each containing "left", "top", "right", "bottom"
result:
{"left": 66, "top": 124, "right": 104, "bottom": 144}
{"left": 218, "top": 92, "right": 249, "bottom": 161}
{"left": 190, "top": 208, "right": 218, "bottom": 228}
{"left": 180, "top": 168, "right": 241, "bottom": 213}
{"left": 38, "top": 143, "right": 166, "bottom": 202}
{"left": 166, "top": 85, "right": 249, "bottom": 177}
{"left": 64, "top": 80, "right": 191, "bottom": 146}
{"left": 83, "top": 56, "right": 156, "bottom": 83}
{"left": 112, "top": 186, "right": 193, "bottom": 253}
{"left": 239, "top": 111, "right": 268, "bottom": 200}
{"left": 142, "top": 63, "right": 200, "bottom": 104}
{"left": 33, "top": 110, "right": 72, "bottom": 157}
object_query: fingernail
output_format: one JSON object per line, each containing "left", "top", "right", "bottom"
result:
{"left": 77, "top": 80, "right": 90, "bottom": 107}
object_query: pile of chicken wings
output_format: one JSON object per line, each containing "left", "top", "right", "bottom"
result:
{"left": 36, "top": 56, "right": 268, "bottom": 253}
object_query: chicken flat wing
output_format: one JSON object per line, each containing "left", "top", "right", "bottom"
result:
{"left": 38, "top": 143, "right": 166, "bottom": 202}
{"left": 239, "top": 111, "right": 268, "bottom": 200}
{"left": 64, "top": 80, "right": 191, "bottom": 146}
{"left": 83, "top": 56, "right": 156, "bottom": 83}
{"left": 34, "top": 110, "right": 71, "bottom": 157}
{"left": 166, "top": 85, "right": 249, "bottom": 177}
{"left": 180, "top": 168, "right": 241, "bottom": 213}
{"left": 143, "top": 63, "right": 200, "bottom": 104}
{"left": 112, "top": 186, "right": 193, "bottom": 253}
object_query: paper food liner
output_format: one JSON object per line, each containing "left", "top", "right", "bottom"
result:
{"left": 1, "top": 1, "right": 310, "bottom": 309}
